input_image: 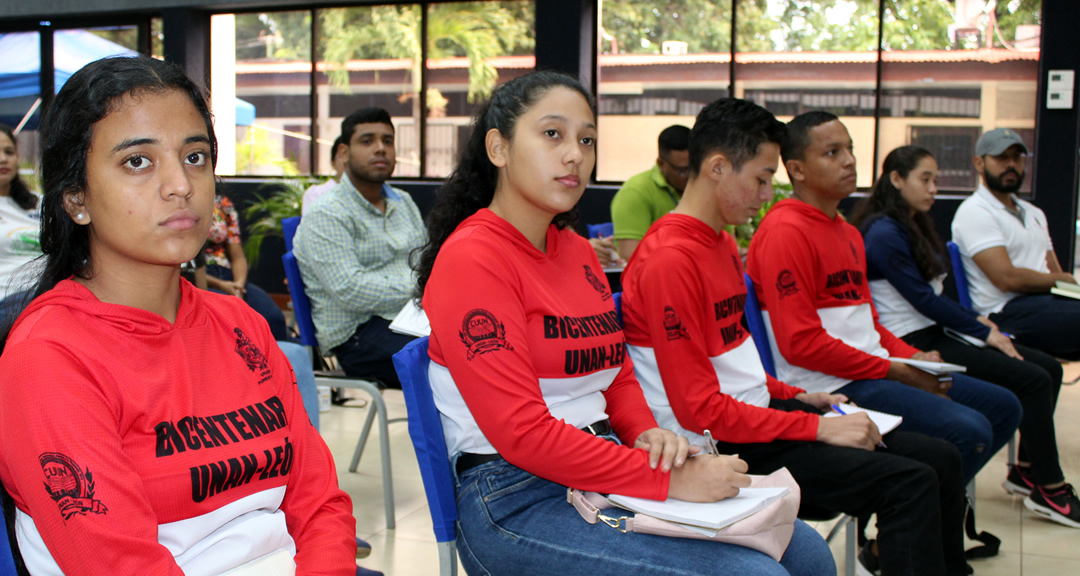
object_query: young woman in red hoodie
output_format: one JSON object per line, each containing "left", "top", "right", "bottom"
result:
{"left": 0, "top": 56, "right": 358, "bottom": 576}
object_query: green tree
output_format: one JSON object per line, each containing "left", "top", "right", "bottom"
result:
{"left": 600, "top": 0, "right": 738, "bottom": 54}
{"left": 234, "top": 11, "right": 310, "bottom": 61}
{"left": 319, "top": 2, "right": 533, "bottom": 104}
{"left": 994, "top": 0, "right": 1041, "bottom": 48}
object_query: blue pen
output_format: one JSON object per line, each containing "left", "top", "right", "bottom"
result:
{"left": 1002, "top": 332, "right": 1014, "bottom": 339}
{"left": 831, "top": 404, "right": 888, "bottom": 449}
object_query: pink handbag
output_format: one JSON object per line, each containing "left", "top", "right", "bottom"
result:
{"left": 568, "top": 467, "right": 800, "bottom": 562}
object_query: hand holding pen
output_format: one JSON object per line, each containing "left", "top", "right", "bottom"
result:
{"left": 823, "top": 404, "right": 887, "bottom": 450}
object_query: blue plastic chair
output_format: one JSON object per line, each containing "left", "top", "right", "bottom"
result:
{"left": 392, "top": 337, "right": 459, "bottom": 576}
{"left": 946, "top": 241, "right": 973, "bottom": 310}
{"left": 742, "top": 274, "right": 777, "bottom": 378}
{"left": 586, "top": 222, "right": 614, "bottom": 239}
{"left": 282, "top": 215, "right": 301, "bottom": 253}
{"left": 281, "top": 249, "right": 397, "bottom": 529}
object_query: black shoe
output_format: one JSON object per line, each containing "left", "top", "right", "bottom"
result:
{"left": 1025, "top": 483, "right": 1080, "bottom": 528}
{"left": 356, "top": 537, "right": 372, "bottom": 559}
{"left": 856, "top": 539, "right": 880, "bottom": 576}
{"left": 1002, "top": 464, "right": 1035, "bottom": 496}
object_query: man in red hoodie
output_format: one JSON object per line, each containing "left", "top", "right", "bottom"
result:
{"left": 746, "top": 111, "right": 1021, "bottom": 491}
{"left": 622, "top": 98, "right": 968, "bottom": 576}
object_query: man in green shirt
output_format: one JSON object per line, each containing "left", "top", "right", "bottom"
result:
{"left": 611, "top": 125, "right": 690, "bottom": 259}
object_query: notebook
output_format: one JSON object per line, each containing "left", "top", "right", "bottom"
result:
{"left": 606, "top": 486, "right": 789, "bottom": 535}
{"left": 1051, "top": 281, "right": 1080, "bottom": 301}
{"left": 824, "top": 403, "right": 903, "bottom": 435}
{"left": 888, "top": 357, "right": 966, "bottom": 375}
{"left": 389, "top": 299, "right": 431, "bottom": 337}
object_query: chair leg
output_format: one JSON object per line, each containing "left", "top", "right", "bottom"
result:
{"left": 845, "top": 515, "right": 856, "bottom": 576}
{"left": 439, "top": 541, "right": 458, "bottom": 576}
{"left": 1007, "top": 434, "right": 1017, "bottom": 467}
{"left": 966, "top": 478, "right": 976, "bottom": 515}
{"left": 351, "top": 404, "right": 378, "bottom": 472}
{"left": 336, "top": 380, "right": 395, "bottom": 530}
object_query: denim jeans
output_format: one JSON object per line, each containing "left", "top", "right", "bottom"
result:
{"left": 332, "top": 316, "right": 417, "bottom": 389}
{"left": 904, "top": 325, "right": 1064, "bottom": 486}
{"left": 837, "top": 374, "right": 1021, "bottom": 485}
{"left": 276, "top": 341, "right": 319, "bottom": 430}
{"left": 990, "top": 293, "right": 1080, "bottom": 360}
{"left": 452, "top": 455, "right": 835, "bottom": 576}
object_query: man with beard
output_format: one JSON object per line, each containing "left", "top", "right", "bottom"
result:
{"left": 951, "top": 128, "right": 1080, "bottom": 360}
{"left": 294, "top": 108, "right": 424, "bottom": 387}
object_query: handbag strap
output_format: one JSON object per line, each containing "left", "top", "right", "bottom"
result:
{"left": 567, "top": 488, "right": 636, "bottom": 533}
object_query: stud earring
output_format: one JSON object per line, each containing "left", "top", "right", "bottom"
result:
{"left": 75, "top": 213, "right": 84, "bottom": 220}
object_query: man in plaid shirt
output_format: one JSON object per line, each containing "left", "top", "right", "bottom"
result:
{"left": 294, "top": 108, "right": 424, "bottom": 388}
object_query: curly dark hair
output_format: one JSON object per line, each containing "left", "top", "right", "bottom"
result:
{"left": 0, "top": 124, "right": 38, "bottom": 211}
{"left": 0, "top": 55, "right": 216, "bottom": 351}
{"left": 412, "top": 70, "right": 596, "bottom": 300}
{"left": 850, "top": 145, "right": 947, "bottom": 280}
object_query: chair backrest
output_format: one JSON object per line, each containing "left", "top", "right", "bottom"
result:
{"left": 947, "top": 241, "right": 973, "bottom": 309}
{"left": 612, "top": 291, "right": 623, "bottom": 327}
{"left": 0, "top": 498, "right": 17, "bottom": 576}
{"left": 743, "top": 273, "right": 777, "bottom": 377}
{"left": 282, "top": 251, "right": 320, "bottom": 349}
{"left": 282, "top": 216, "right": 301, "bottom": 253}
{"left": 392, "top": 337, "right": 458, "bottom": 543}
{"left": 586, "top": 222, "right": 614, "bottom": 239}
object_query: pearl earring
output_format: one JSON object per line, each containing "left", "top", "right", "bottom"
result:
{"left": 75, "top": 213, "right": 84, "bottom": 220}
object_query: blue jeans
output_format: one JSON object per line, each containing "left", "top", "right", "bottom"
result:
{"left": 837, "top": 375, "right": 1022, "bottom": 484}
{"left": 276, "top": 341, "right": 319, "bottom": 430}
{"left": 991, "top": 293, "right": 1080, "bottom": 360}
{"left": 453, "top": 457, "right": 835, "bottom": 576}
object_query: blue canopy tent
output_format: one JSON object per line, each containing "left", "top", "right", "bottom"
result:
{"left": 0, "top": 30, "right": 254, "bottom": 130}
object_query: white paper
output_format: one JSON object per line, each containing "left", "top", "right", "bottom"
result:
{"left": 607, "top": 486, "right": 789, "bottom": 531}
{"left": 888, "top": 357, "right": 966, "bottom": 374}
{"left": 389, "top": 299, "right": 431, "bottom": 337}
{"left": 825, "top": 403, "right": 903, "bottom": 435}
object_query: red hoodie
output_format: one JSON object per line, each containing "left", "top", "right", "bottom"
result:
{"left": 424, "top": 209, "right": 669, "bottom": 500}
{"left": 0, "top": 279, "right": 356, "bottom": 576}
{"left": 746, "top": 199, "right": 919, "bottom": 394}
{"left": 621, "top": 214, "right": 817, "bottom": 446}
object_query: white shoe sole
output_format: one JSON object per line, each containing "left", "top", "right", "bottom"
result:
{"left": 1024, "top": 496, "right": 1080, "bottom": 528}
{"left": 1002, "top": 478, "right": 1033, "bottom": 496}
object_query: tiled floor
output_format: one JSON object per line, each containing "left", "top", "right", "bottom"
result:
{"left": 322, "top": 363, "right": 1080, "bottom": 575}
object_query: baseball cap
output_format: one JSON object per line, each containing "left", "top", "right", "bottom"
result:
{"left": 975, "top": 128, "right": 1028, "bottom": 157}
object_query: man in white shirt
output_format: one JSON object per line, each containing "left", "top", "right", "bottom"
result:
{"left": 951, "top": 128, "right": 1080, "bottom": 359}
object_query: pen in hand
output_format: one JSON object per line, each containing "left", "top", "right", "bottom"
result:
{"left": 703, "top": 429, "right": 719, "bottom": 456}
{"left": 831, "top": 404, "right": 888, "bottom": 449}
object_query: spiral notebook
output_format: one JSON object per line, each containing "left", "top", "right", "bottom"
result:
{"left": 824, "top": 403, "right": 903, "bottom": 435}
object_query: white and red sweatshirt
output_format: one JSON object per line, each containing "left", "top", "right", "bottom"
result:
{"left": 746, "top": 199, "right": 919, "bottom": 393}
{"left": 424, "top": 209, "right": 670, "bottom": 500}
{"left": 621, "top": 214, "right": 816, "bottom": 448}
{"left": 0, "top": 279, "right": 356, "bottom": 576}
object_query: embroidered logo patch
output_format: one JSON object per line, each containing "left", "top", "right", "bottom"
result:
{"left": 583, "top": 265, "right": 612, "bottom": 301}
{"left": 40, "top": 452, "right": 107, "bottom": 520}
{"left": 459, "top": 309, "right": 514, "bottom": 360}
{"left": 663, "top": 306, "right": 690, "bottom": 341}
{"left": 234, "top": 327, "right": 272, "bottom": 384}
{"left": 776, "top": 270, "right": 798, "bottom": 298}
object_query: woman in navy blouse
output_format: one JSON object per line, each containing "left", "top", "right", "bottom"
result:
{"left": 852, "top": 145, "right": 1079, "bottom": 529}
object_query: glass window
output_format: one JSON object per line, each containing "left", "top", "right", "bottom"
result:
{"left": 735, "top": 0, "right": 879, "bottom": 188}
{"left": 596, "top": 1, "right": 732, "bottom": 182}
{"left": 151, "top": 17, "right": 164, "bottom": 59}
{"left": 315, "top": 5, "right": 424, "bottom": 178}
{"left": 0, "top": 31, "right": 43, "bottom": 187}
{"left": 877, "top": 1, "right": 1040, "bottom": 193}
{"left": 213, "top": 11, "right": 313, "bottom": 176}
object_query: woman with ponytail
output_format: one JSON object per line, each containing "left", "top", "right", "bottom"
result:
{"left": 415, "top": 70, "right": 833, "bottom": 575}
{"left": 853, "top": 145, "right": 1079, "bottom": 528}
